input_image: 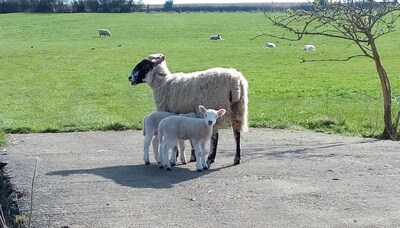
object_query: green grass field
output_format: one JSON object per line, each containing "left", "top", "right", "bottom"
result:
{"left": 1, "top": 12, "right": 400, "bottom": 146}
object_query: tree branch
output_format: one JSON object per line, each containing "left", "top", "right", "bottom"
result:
{"left": 300, "top": 54, "right": 369, "bottom": 63}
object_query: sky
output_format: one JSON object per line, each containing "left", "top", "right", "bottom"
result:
{"left": 143, "top": 0, "right": 308, "bottom": 4}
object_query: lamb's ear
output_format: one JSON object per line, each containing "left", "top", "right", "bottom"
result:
{"left": 198, "top": 105, "right": 206, "bottom": 114}
{"left": 217, "top": 109, "right": 226, "bottom": 117}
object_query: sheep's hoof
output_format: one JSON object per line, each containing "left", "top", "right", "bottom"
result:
{"left": 166, "top": 167, "right": 172, "bottom": 171}
{"left": 170, "top": 162, "right": 176, "bottom": 167}
{"left": 234, "top": 158, "right": 241, "bottom": 165}
{"left": 196, "top": 168, "right": 203, "bottom": 172}
{"left": 145, "top": 161, "right": 150, "bottom": 165}
{"left": 206, "top": 159, "right": 213, "bottom": 167}
{"left": 203, "top": 166, "right": 209, "bottom": 170}
{"left": 181, "top": 161, "right": 187, "bottom": 165}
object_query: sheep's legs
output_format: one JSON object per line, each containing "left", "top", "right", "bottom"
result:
{"left": 169, "top": 145, "right": 179, "bottom": 166}
{"left": 233, "top": 130, "right": 241, "bottom": 165}
{"left": 161, "top": 141, "right": 172, "bottom": 170}
{"left": 207, "top": 132, "right": 219, "bottom": 166}
{"left": 158, "top": 142, "right": 166, "bottom": 168}
{"left": 200, "top": 142, "right": 208, "bottom": 170}
{"left": 193, "top": 143, "right": 203, "bottom": 172}
{"left": 189, "top": 141, "right": 196, "bottom": 162}
{"left": 178, "top": 140, "right": 187, "bottom": 164}
{"left": 143, "top": 134, "right": 154, "bottom": 165}
{"left": 152, "top": 135, "right": 159, "bottom": 163}
{"left": 206, "top": 130, "right": 241, "bottom": 166}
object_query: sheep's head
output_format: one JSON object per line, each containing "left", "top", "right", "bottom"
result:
{"left": 128, "top": 54, "right": 165, "bottom": 85}
{"left": 199, "top": 105, "right": 226, "bottom": 126}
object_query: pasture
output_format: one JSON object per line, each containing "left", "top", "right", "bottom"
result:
{"left": 1, "top": 12, "right": 400, "bottom": 145}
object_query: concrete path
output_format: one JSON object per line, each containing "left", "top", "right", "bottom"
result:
{"left": 3, "top": 128, "right": 400, "bottom": 227}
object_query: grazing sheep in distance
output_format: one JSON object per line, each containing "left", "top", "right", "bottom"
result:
{"left": 266, "top": 42, "right": 276, "bottom": 48}
{"left": 142, "top": 111, "right": 198, "bottom": 165}
{"left": 98, "top": 29, "right": 111, "bottom": 37}
{"left": 304, "top": 44, "right": 316, "bottom": 51}
{"left": 128, "top": 53, "right": 248, "bottom": 166}
{"left": 158, "top": 105, "right": 226, "bottom": 172}
{"left": 210, "top": 34, "right": 223, "bottom": 40}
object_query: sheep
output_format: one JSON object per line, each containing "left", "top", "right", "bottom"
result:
{"left": 266, "top": 42, "right": 276, "bottom": 48}
{"left": 142, "top": 111, "right": 198, "bottom": 166}
{"left": 209, "top": 34, "right": 223, "bottom": 40}
{"left": 158, "top": 105, "right": 226, "bottom": 172}
{"left": 143, "top": 111, "right": 182, "bottom": 165}
{"left": 98, "top": 29, "right": 111, "bottom": 37}
{"left": 128, "top": 53, "right": 248, "bottom": 166}
{"left": 304, "top": 44, "right": 316, "bottom": 51}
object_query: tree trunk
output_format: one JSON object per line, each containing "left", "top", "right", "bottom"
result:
{"left": 370, "top": 40, "right": 394, "bottom": 139}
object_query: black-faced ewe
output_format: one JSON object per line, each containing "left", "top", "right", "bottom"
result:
{"left": 128, "top": 53, "right": 248, "bottom": 166}
{"left": 142, "top": 111, "right": 198, "bottom": 165}
{"left": 98, "top": 29, "right": 111, "bottom": 37}
{"left": 158, "top": 105, "right": 226, "bottom": 172}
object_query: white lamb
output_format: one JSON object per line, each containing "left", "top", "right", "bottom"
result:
{"left": 128, "top": 53, "right": 248, "bottom": 166}
{"left": 98, "top": 29, "right": 111, "bottom": 37}
{"left": 142, "top": 111, "right": 198, "bottom": 166}
{"left": 266, "top": 42, "right": 276, "bottom": 48}
{"left": 304, "top": 44, "right": 316, "bottom": 51}
{"left": 158, "top": 105, "right": 226, "bottom": 172}
{"left": 210, "top": 34, "right": 223, "bottom": 40}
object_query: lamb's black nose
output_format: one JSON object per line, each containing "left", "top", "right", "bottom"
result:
{"left": 128, "top": 76, "right": 132, "bottom": 81}
{"left": 208, "top": 121, "right": 213, "bottom": 125}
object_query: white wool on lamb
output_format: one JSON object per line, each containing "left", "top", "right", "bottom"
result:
{"left": 304, "top": 44, "right": 316, "bottom": 51}
{"left": 98, "top": 29, "right": 111, "bottom": 37}
{"left": 128, "top": 53, "right": 248, "bottom": 166}
{"left": 142, "top": 111, "right": 198, "bottom": 165}
{"left": 158, "top": 105, "right": 226, "bottom": 172}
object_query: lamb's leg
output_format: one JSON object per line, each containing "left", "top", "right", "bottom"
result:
{"left": 189, "top": 140, "right": 196, "bottom": 162}
{"left": 158, "top": 142, "right": 165, "bottom": 168}
{"left": 193, "top": 142, "right": 203, "bottom": 172}
{"left": 143, "top": 133, "right": 153, "bottom": 165}
{"left": 178, "top": 140, "right": 187, "bottom": 164}
{"left": 161, "top": 141, "right": 172, "bottom": 170}
{"left": 152, "top": 135, "right": 159, "bottom": 163}
{"left": 207, "top": 132, "right": 219, "bottom": 167}
{"left": 233, "top": 130, "right": 241, "bottom": 165}
{"left": 169, "top": 145, "right": 179, "bottom": 166}
{"left": 200, "top": 142, "right": 208, "bottom": 170}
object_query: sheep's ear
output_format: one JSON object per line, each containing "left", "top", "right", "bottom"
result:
{"left": 198, "top": 105, "right": 206, "bottom": 114}
{"left": 217, "top": 109, "right": 226, "bottom": 117}
{"left": 149, "top": 54, "right": 165, "bottom": 66}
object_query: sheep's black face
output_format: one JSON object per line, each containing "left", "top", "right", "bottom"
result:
{"left": 128, "top": 59, "right": 154, "bottom": 85}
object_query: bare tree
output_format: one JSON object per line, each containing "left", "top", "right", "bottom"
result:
{"left": 254, "top": 1, "right": 400, "bottom": 139}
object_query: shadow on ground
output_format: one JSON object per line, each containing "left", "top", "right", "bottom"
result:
{"left": 46, "top": 163, "right": 235, "bottom": 189}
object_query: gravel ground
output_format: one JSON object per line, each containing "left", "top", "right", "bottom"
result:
{"left": 2, "top": 128, "right": 400, "bottom": 227}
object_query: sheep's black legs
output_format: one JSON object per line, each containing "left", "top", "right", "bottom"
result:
{"left": 204, "top": 130, "right": 241, "bottom": 166}
{"left": 233, "top": 130, "right": 241, "bottom": 165}
{"left": 207, "top": 132, "right": 219, "bottom": 165}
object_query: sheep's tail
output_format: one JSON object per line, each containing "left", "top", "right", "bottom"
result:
{"left": 230, "top": 74, "right": 249, "bottom": 132}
